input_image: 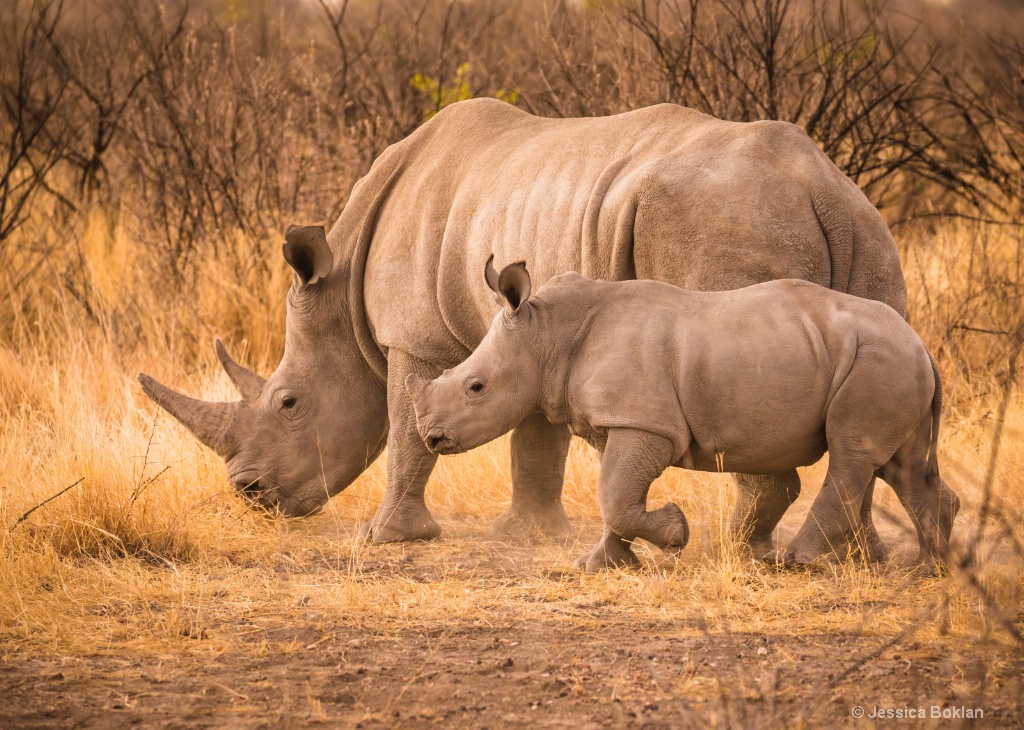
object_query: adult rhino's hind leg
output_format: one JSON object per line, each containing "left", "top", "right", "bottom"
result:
{"left": 493, "top": 414, "right": 573, "bottom": 539}
{"left": 731, "top": 471, "right": 801, "bottom": 560}
{"left": 358, "top": 350, "right": 442, "bottom": 543}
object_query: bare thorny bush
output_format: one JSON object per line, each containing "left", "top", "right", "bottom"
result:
{"left": 1, "top": 0, "right": 1021, "bottom": 282}
{"left": 0, "top": 0, "right": 1021, "bottom": 658}
{"left": 2, "top": 0, "right": 1021, "bottom": 418}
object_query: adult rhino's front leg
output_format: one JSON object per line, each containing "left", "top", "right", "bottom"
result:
{"left": 358, "top": 350, "right": 442, "bottom": 543}
{"left": 493, "top": 414, "right": 573, "bottom": 539}
{"left": 731, "top": 472, "right": 802, "bottom": 560}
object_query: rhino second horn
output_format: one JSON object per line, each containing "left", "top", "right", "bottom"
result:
{"left": 137, "top": 372, "right": 241, "bottom": 457}
{"left": 215, "top": 339, "right": 266, "bottom": 402}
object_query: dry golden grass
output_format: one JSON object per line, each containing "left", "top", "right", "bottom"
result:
{"left": 1, "top": 215, "right": 1022, "bottom": 725}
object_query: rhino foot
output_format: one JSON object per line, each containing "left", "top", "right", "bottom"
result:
{"left": 908, "top": 556, "right": 949, "bottom": 579}
{"left": 766, "top": 544, "right": 836, "bottom": 570}
{"left": 854, "top": 529, "right": 890, "bottom": 565}
{"left": 768, "top": 531, "right": 889, "bottom": 567}
{"left": 573, "top": 529, "right": 639, "bottom": 573}
{"left": 646, "top": 502, "right": 689, "bottom": 554}
{"left": 492, "top": 503, "right": 573, "bottom": 541}
{"left": 745, "top": 537, "right": 780, "bottom": 563}
{"left": 762, "top": 547, "right": 791, "bottom": 566}
{"left": 357, "top": 509, "right": 441, "bottom": 543}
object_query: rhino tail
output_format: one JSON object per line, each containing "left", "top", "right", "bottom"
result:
{"left": 811, "top": 181, "right": 853, "bottom": 293}
{"left": 926, "top": 353, "right": 960, "bottom": 552}
{"left": 927, "top": 353, "right": 943, "bottom": 486}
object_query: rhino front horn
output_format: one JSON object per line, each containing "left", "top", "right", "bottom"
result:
{"left": 215, "top": 339, "right": 266, "bottom": 402}
{"left": 137, "top": 373, "right": 241, "bottom": 457}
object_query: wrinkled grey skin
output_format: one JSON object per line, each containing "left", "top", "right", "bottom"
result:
{"left": 138, "top": 225, "right": 389, "bottom": 518}
{"left": 408, "top": 261, "right": 959, "bottom": 572}
{"left": 138, "top": 98, "right": 906, "bottom": 549}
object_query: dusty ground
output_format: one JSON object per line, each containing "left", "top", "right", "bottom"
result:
{"left": 3, "top": 212, "right": 1023, "bottom": 728}
{"left": 2, "top": 512, "right": 1020, "bottom": 730}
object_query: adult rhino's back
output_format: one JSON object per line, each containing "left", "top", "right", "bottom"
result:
{"left": 358, "top": 99, "right": 905, "bottom": 366}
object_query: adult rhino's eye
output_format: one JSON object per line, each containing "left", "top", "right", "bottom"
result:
{"left": 469, "top": 382, "right": 485, "bottom": 394}
{"left": 281, "top": 396, "right": 297, "bottom": 409}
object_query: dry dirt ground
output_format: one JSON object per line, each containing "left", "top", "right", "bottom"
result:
{"left": 1, "top": 510, "right": 1021, "bottom": 730}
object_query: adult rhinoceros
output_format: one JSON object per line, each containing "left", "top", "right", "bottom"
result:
{"left": 139, "top": 98, "right": 906, "bottom": 558}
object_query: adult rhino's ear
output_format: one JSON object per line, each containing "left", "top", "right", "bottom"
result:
{"left": 283, "top": 225, "right": 332, "bottom": 287}
{"left": 486, "top": 255, "right": 532, "bottom": 312}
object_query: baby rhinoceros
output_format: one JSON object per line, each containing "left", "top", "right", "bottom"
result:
{"left": 406, "top": 257, "right": 959, "bottom": 573}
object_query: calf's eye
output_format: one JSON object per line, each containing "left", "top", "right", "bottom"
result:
{"left": 469, "top": 382, "right": 485, "bottom": 393}
{"left": 282, "top": 396, "right": 297, "bottom": 409}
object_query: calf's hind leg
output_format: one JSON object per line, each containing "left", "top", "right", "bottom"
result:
{"left": 574, "top": 428, "right": 688, "bottom": 573}
{"left": 856, "top": 478, "right": 890, "bottom": 563}
{"left": 785, "top": 355, "right": 923, "bottom": 565}
{"left": 786, "top": 454, "right": 877, "bottom": 565}
{"left": 878, "top": 422, "right": 960, "bottom": 570}
{"left": 732, "top": 472, "right": 888, "bottom": 563}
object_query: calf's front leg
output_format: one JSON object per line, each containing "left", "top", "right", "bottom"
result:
{"left": 573, "top": 527, "right": 640, "bottom": 571}
{"left": 358, "top": 350, "right": 443, "bottom": 543}
{"left": 574, "top": 428, "right": 688, "bottom": 573}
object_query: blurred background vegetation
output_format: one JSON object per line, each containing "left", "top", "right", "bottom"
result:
{"left": 0, "top": 0, "right": 1019, "bottom": 409}
{"left": 2, "top": 0, "right": 1022, "bottom": 395}
{"left": 1, "top": 0, "right": 1023, "bottom": 401}
{"left": 2, "top": 0, "right": 1023, "bottom": 291}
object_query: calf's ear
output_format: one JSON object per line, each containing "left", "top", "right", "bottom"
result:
{"left": 484, "top": 255, "right": 531, "bottom": 312}
{"left": 283, "top": 225, "right": 332, "bottom": 287}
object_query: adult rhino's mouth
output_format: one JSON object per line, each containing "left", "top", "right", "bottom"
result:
{"left": 228, "top": 473, "right": 284, "bottom": 511}
{"left": 229, "top": 472, "right": 327, "bottom": 517}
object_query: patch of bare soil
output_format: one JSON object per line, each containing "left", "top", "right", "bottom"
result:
{"left": 0, "top": 521, "right": 1020, "bottom": 729}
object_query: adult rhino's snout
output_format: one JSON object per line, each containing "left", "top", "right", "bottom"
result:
{"left": 232, "top": 475, "right": 266, "bottom": 498}
{"left": 230, "top": 474, "right": 291, "bottom": 514}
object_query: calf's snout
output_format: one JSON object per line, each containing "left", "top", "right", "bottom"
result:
{"left": 423, "top": 427, "right": 457, "bottom": 455}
